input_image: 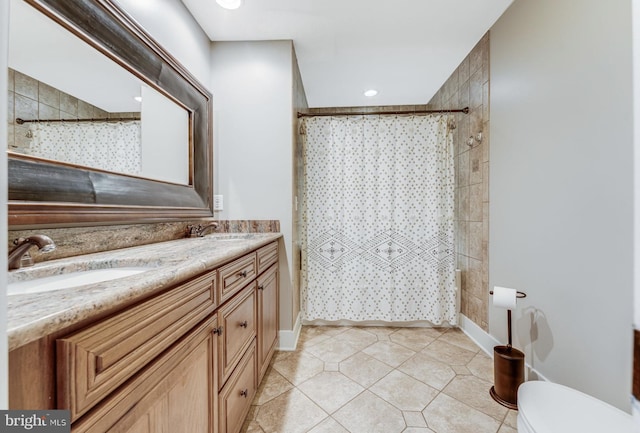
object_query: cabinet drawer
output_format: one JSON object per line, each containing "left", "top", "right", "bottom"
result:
{"left": 218, "top": 253, "right": 256, "bottom": 303}
{"left": 57, "top": 271, "right": 217, "bottom": 421}
{"left": 218, "top": 284, "right": 256, "bottom": 388}
{"left": 219, "top": 341, "right": 256, "bottom": 433}
{"left": 256, "top": 242, "right": 278, "bottom": 275}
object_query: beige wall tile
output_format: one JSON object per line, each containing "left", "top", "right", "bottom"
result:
{"left": 14, "top": 93, "right": 37, "bottom": 121}
{"left": 467, "top": 257, "right": 483, "bottom": 299}
{"left": 430, "top": 31, "right": 490, "bottom": 329}
{"left": 39, "top": 102, "right": 60, "bottom": 121}
{"left": 38, "top": 81, "right": 60, "bottom": 108}
{"left": 482, "top": 81, "right": 490, "bottom": 121}
{"left": 14, "top": 71, "right": 38, "bottom": 100}
{"left": 459, "top": 78, "right": 470, "bottom": 110}
{"left": 7, "top": 90, "right": 14, "bottom": 124}
{"left": 470, "top": 145, "right": 482, "bottom": 185}
{"left": 458, "top": 55, "right": 470, "bottom": 87}
{"left": 459, "top": 151, "right": 470, "bottom": 186}
{"left": 8, "top": 122, "right": 15, "bottom": 148}
{"left": 77, "top": 100, "right": 94, "bottom": 119}
{"left": 482, "top": 122, "right": 490, "bottom": 163}
{"left": 60, "top": 92, "right": 78, "bottom": 117}
{"left": 8, "top": 68, "right": 14, "bottom": 91}
{"left": 469, "top": 222, "right": 483, "bottom": 260}
{"left": 470, "top": 70, "right": 483, "bottom": 109}
{"left": 470, "top": 105, "right": 483, "bottom": 137}
{"left": 469, "top": 184, "right": 483, "bottom": 222}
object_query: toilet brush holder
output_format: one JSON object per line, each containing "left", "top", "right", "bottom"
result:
{"left": 490, "top": 344, "right": 525, "bottom": 410}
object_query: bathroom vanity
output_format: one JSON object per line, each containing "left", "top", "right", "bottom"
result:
{"left": 7, "top": 233, "right": 281, "bottom": 433}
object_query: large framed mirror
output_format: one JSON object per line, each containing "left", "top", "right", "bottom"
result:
{"left": 8, "top": 0, "right": 213, "bottom": 228}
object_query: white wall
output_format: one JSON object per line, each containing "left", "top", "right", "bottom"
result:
{"left": 114, "top": 0, "right": 211, "bottom": 86}
{"left": 0, "top": 0, "right": 9, "bottom": 410}
{"left": 140, "top": 85, "right": 189, "bottom": 184}
{"left": 210, "top": 41, "right": 295, "bottom": 331}
{"left": 490, "top": 0, "right": 634, "bottom": 411}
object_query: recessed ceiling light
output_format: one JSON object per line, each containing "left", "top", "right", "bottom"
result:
{"left": 134, "top": 96, "right": 142, "bottom": 102}
{"left": 364, "top": 89, "right": 378, "bottom": 97}
{"left": 216, "top": 0, "right": 243, "bottom": 10}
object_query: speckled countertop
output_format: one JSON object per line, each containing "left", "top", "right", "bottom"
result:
{"left": 7, "top": 232, "right": 282, "bottom": 351}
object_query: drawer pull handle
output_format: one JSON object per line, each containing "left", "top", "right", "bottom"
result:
{"left": 240, "top": 388, "right": 248, "bottom": 398}
{"left": 239, "top": 320, "right": 248, "bottom": 328}
{"left": 258, "top": 284, "right": 264, "bottom": 290}
{"left": 213, "top": 326, "right": 224, "bottom": 335}
{"left": 238, "top": 270, "right": 248, "bottom": 278}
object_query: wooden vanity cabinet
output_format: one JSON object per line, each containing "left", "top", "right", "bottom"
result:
{"left": 9, "top": 240, "right": 280, "bottom": 433}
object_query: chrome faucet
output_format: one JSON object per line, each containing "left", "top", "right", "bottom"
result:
{"left": 8, "top": 235, "right": 56, "bottom": 270}
{"left": 186, "top": 221, "right": 220, "bottom": 238}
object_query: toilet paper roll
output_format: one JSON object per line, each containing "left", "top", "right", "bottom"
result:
{"left": 493, "top": 286, "right": 517, "bottom": 310}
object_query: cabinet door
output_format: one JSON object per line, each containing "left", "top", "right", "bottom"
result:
{"left": 257, "top": 264, "right": 278, "bottom": 382}
{"left": 218, "top": 285, "right": 256, "bottom": 388}
{"left": 72, "top": 316, "right": 218, "bottom": 433}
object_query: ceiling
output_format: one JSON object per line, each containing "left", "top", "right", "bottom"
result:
{"left": 182, "top": 0, "right": 514, "bottom": 108}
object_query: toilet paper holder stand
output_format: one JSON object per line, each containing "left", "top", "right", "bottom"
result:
{"left": 489, "top": 290, "right": 527, "bottom": 348}
{"left": 489, "top": 289, "right": 527, "bottom": 409}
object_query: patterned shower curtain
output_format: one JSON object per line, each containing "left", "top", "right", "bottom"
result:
{"left": 29, "top": 120, "right": 142, "bottom": 176}
{"left": 300, "top": 114, "right": 457, "bottom": 324}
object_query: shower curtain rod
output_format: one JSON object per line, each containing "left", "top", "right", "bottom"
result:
{"left": 16, "top": 117, "right": 140, "bottom": 124}
{"left": 297, "top": 107, "right": 469, "bottom": 118}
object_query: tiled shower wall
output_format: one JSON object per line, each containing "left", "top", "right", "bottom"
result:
{"left": 428, "top": 33, "right": 490, "bottom": 330}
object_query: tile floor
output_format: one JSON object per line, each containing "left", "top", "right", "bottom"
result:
{"left": 242, "top": 326, "right": 518, "bottom": 433}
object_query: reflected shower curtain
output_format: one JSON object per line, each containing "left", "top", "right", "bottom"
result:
{"left": 30, "top": 120, "right": 142, "bottom": 175}
{"left": 300, "top": 114, "right": 457, "bottom": 324}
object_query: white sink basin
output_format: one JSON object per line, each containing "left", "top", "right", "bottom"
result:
{"left": 8, "top": 267, "right": 151, "bottom": 296}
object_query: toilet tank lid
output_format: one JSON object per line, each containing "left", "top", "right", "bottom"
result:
{"left": 517, "top": 381, "right": 634, "bottom": 433}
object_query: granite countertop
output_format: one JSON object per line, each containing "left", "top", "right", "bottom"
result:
{"left": 7, "top": 232, "right": 282, "bottom": 351}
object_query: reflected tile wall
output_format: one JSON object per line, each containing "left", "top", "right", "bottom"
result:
{"left": 6, "top": 68, "right": 136, "bottom": 151}
{"left": 428, "top": 32, "right": 490, "bottom": 330}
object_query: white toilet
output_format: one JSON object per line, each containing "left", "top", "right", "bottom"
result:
{"left": 517, "top": 380, "right": 635, "bottom": 432}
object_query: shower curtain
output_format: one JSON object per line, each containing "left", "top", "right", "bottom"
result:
{"left": 300, "top": 114, "right": 457, "bottom": 324}
{"left": 29, "top": 120, "right": 142, "bottom": 175}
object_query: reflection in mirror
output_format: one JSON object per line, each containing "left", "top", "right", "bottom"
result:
{"left": 8, "top": 0, "right": 190, "bottom": 185}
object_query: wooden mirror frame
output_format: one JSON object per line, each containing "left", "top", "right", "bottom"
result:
{"left": 8, "top": 0, "right": 213, "bottom": 228}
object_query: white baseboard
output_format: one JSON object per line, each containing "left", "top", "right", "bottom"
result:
{"left": 458, "top": 313, "right": 549, "bottom": 382}
{"left": 278, "top": 312, "right": 302, "bottom": 351}
{"left": 458, "top": 313, "right": 500, "bottom": 357}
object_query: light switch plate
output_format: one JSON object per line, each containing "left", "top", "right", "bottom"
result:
{"left": 214, "top": 195, "right": 223, "bottom": 211}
